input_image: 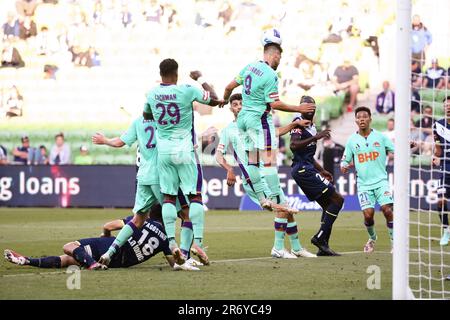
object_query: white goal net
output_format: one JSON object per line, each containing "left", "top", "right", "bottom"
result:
{"left": 406, "top": 0, "right": 450, "bottom": 299}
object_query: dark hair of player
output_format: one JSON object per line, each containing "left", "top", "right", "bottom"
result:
{"left": 55, "top": 132, "right": 64, "bottom": 139}
{"left": 143, "top": 111, "right": 154, "bottom": 121}
{"left": 263, "top": 43, "right": 283, "bottom": 54}
{"left": 300, "top": 95, "right": 316, "bottom": 104}
{"left": 354, "top": 106, "right": 371, "bottom": 117}
{"left": 444, "top": 96, "right": 450, "bottom": 103}
{"left": 159, "top": 58, "right": 178, "bottom": 77}
{"left": 229, "top": 93, "right": 242, "bottom": 104}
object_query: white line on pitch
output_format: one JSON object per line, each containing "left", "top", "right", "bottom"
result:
{"left": 1, "top": 251, "right": 390, "bottom": 278}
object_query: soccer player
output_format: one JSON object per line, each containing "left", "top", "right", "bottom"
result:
{"left": 222, "top": 42, "right": 315, "bottom": 213}
{"left": 432, "top": 95, "right": 450, "bottom": 246}
{"left": 215, "top": 93, "right": 316, "bottom": 258}
{"left": 144, "top": 58, "right": 223, "bottom": 263}
{"left": 92, "top": 113, "right": 202, "bottom": 268}
{"left": 290, "top": 96, "right": 344, "bottom": 256}
{"left": 3, "top": 216, "right": 189, "bottom": 270}
{"left": 340, "top": 106, "right": 394, "bottom": 253}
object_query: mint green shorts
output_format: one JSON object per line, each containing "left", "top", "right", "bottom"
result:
{"left": 237, "top": 110, "right": 278, "bottom": 152}
{"left": 133, "top": 184, "right": 163, "bottom": 214}
{"left": 357, "top": 183, "right": 393, "bottom": 210}
{"left": 158, "top": 151, "right": 203, "bottom": 196}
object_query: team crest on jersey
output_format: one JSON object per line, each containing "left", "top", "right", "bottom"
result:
{"left": 384, "top": 191, "right": 391, "bottom": 197}
{"left": 373, "top": 141, "right": 380, "bottom": 147}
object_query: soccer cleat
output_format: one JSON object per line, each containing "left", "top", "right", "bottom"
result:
{"left": 271, "top": 247, "right": 297, "bottom": 259}
{"left": 311, "top": 236, "right": 341, "bottom": 256}
{"left": 446, "top": 275, "right": 450, "bottom": 281}
{"left": 4, "top": 249, "right": 28, "bottom": 266}
{"left": 88, "top": 262, "right": 108, "bottom": 270}
{"left": 261, "top": 199, "right": 299, "bottom": 214}
{"left": 316, "top": 248, "right": 341, "bottom": 256}
{"left": 439, "top": 229, "right": 450, "bottom": 246}
{"left": 173, "top": 262, "right": 200, "bottom": 271}
{"left": 98, "top": 253, "right": 111, "bottom": 266}
{"left": 190, "top": 243, "right": 210, "bottom": 266}
{"left": 186, "top": 257, "right": 203, "bottom": 267}
{"left": 363, "top": 239, "right": 376, "bottom": 253}
{"left": 291, "top": 248, "right": 317, "bottom": 258}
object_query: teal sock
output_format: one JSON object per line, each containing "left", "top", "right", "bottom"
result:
{"left": 365, "top": 222, "right": 377, "bottom": 241}
{"left": 162, "top": 201, "right": 177, "bottom": 240}
{"left": 246, "top": 164, "right": 268, "bottom": 201}
{"left": 286, "top": 222, "right": 302, "bottom": 252}
{"left": 274, "top": 217, "right": 288, "bottom": 250}
{"left": 107, "top": 222, "right": 136, "bottom": 256}
{"left": 189, "top": 201, "right": 204, "bottom": 247}
{"left": 180, "top": 221, "right": 193, "bottom": 257}
{"left": 387, "top": 221, "right": 393, "bottom": 244}
{"left": 261, "top": 166, "right": 281, "bottom": 198}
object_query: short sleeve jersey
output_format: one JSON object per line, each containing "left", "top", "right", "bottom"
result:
{"left": 120, "top": 116, "right": 158, "bottom": 185}
{"left": 289, "top": 115, "right": 317, "bottom": 170}
{"left": 144, "top": 84, "right": 211, "bottom": 154}
{"left": 341, "top": 129, "right": 394, "bottom": 191}
{"left": 235, "top": 61, "right": 279, "bottom": 116}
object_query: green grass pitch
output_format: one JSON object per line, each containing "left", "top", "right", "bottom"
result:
{"left": 0, "top": 208, "right": 396, "bottom": 299}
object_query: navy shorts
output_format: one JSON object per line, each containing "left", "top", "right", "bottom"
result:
{"left": 291, "top": 164, "right": 335, "bottom": 201}
{"left": 77, "top": 237, "right": 123, "bottom": 268}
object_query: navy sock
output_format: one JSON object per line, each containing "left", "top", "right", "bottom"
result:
{"left": 73, "top": 246, "right": 96, "bottom": 268}
{"left": 28, "top": 256, "right": 62, "bottom": 268}
{"left": 317, "top": 202, "right": 341, "bottom": 242}
{"left": 439, "top": 202, "right": 449, "bottom": 228}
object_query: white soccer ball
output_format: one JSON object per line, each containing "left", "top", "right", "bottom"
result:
{"left": 261, "top": 28, "right": 282, "bottom": 46}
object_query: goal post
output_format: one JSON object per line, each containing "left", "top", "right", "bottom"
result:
{"left": 393, "top": 0, "right": 412, "bottom": 300}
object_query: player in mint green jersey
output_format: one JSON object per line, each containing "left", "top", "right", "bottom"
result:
{"left": 92, "top": 113, "right": 202, "bottom": 270}
{"left": 340, "top": 106, "right": 394, "bottom": 253}
{"left": 222, "top": 43, "right": 315, "bottom": 255}
{"left": 144, "top": 59, "right": 223, "bottom": 264}
{"left": 215, "top": 93, "right": 316, "bottom": 258}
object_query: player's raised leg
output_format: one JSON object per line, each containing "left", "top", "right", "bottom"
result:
{"left": 99, "top": 184, "right": 159, "bottom": 265}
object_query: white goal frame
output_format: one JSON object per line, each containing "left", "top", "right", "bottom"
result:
{"left": 393, "top": 0, "right": 414, "bottom": 300}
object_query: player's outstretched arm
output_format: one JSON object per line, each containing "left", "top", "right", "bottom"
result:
{"left": 270, "top": 100, "right": 315, "bottom": 114}
{"left": 190, "top": 70, "right": 219, "bottom": 100}
{"left": 101, "top": 219, "right": 126, "bottom": 237}
{"left": 290, "top": 129, "right": 330, "bottom": 152}
{"left": 92, "top": 133, "right": 125, "bottom": 148}
{"left": 215, "top": 147, "right": 237, "bottom": 186}
{"left": 223, "top": 80, "right": 240, "bottom": 104}
{"left": 276, "top": 119, "right": 311, "bottom": 137}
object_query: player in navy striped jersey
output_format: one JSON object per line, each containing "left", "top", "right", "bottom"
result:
{"left": 432, "top": 96, "right": 450, "bottom": 246}
{"left": 290, "top": 96, "right": 344, "bottom": 256}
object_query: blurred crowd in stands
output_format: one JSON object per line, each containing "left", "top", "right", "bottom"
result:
{"left": 0, "top": 0, "right": 448, "bottom": 166}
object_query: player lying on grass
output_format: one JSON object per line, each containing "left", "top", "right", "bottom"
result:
{"left": 215, "top": 93, "right": 316, "bottom": 259}
{"left": 4, "top": 215, "right": 195, "bottom": 270}
{"left": 222, "top": 42, "right": 315, "bottom": 214}
{"left": 340, "top": 106, "right": 395, "bottom": 253}
{"left": 432, "top": 95, "right": 450, "bottom": 246}
{"left": 92, "top": 113, "right": 208, "bottom": 269}
{"left": 289, "top": 95, "right": 344, "bottom": 256}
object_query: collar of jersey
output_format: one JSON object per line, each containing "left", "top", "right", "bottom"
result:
{"left": 160, "top": 83, "right": 174, "bottom": 86}
{"left": 356, "top": 128, "right": 373, "bottom": 137}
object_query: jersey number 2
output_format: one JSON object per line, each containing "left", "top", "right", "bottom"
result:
{"left": 145, "top": 125, "right": 156, "bottom": 149}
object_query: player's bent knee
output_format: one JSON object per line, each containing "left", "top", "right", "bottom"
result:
{"left": 63, "top": 242, "right": 79, "bottom": 255}
{"left": 188, "top": 194, "right": 203, "bottom": 204}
